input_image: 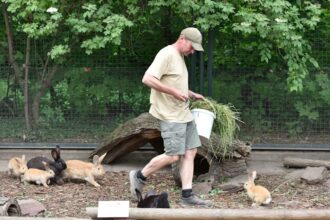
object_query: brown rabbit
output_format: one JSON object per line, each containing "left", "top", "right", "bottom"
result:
{"left": 244, "top": 170, "right": 272, "bottom": 206}
{"left": 61, "top": 154, "right": 106, "bottom": 187}
{"left": 8, "top": 155, "right": 28, "bottom": 178}
{"left": 21, "top": 162, "right": 55, "bottom": 187}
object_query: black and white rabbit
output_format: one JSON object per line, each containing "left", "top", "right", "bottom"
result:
{"left": 27, "top": 145, "right": 67, "bottom": 185}
{"left": 135, "top": 189, "right": 170, "bottom": 208}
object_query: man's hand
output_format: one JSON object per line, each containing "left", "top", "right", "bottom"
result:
{"left": 173, "top": 89, "right": 189, "bottom": 102}
{"left": 189, "top": 90, "right": 204, "bottom": 100}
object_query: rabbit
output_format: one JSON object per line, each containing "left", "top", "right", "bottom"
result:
{"left": 135, "top": 188, "right": 170, "bottom": 208}
{"left": 61, "top": 153, "right": 106, "bottom": 187}
{"left": 8, "top": 155, "right": 28, "bottom": 178}
{"left": 244, "top": 170, "right": 272, "bottom": 206}
{"left": 27, "top": 145, "right": 67, "bottom": 185}
{"left": 21, "top": 162, "right": 55, "bottom": 187}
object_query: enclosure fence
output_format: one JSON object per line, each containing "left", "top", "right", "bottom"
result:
{"left": 0, "top": 32, "right": 329, "bottom": 147}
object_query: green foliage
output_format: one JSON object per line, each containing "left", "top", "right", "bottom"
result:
{"left": 210, "top": 68, "right": 330, "bottom": 137}
{"left": 231, "top": 0, "right": 322, "bottom": 91}
{"left": 0, "top": 0, "right": 329, "bottom": 141}
{"left": 194, "top": 1, "right": 235, "bottom": 30}
{"left": 209, "top": 188, "right": 225, "bottom": 196}
{"left": 48, "top": 44, "right": 70, "bottom": 60}
{"left": 39, "top": 105, "right": 65, "bottom": 127}
{"left": 293, "top": 72, "right": 330, "bottom": 123}
{"left": 67, "top": 7, "right": 133, "bottom": 54}
{"left": 294, "top": 101, "right": 319, "bottom": 121}
{"left": 124, "top": 87, "right": 150, "bottom": 113}
{"left": 50, "top": 67, "right": 149, "bottom": 117}
{"left": 3, "top": 0, "right": 134, "bottom": 61}
{"left": 0, "top": 80, "right": 7, "bottom": 99}
{"left": 0, "top": 118, "right": 25, "bottom": 139}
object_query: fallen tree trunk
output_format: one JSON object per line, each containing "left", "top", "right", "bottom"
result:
{"left": 0, "top": 197, "right": 21, "bottom": 216}
{"left": 90, "top": 113, "right": 251, "bottom": 183}
{"left": 90, "top": 113, "right": 251, "bottom": 164}
{"left": 86, "top": 207, "right": 330, "bottom": 220}
{"left": 283, "top": 157, "right": 330, "bottom": 169}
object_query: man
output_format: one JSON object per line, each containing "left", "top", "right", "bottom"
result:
{"left": 129, "top": 27, "right": 212, "bottom": 206}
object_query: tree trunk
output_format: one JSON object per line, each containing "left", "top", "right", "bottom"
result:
{"left": 31, "top": 66, "right": 58, "bottom": 127}
{"left": 91, "top": 113, "right": 251, "bottom": 184}
{"left": 3, "top": 4, "right": 32, "bottom": 130}
{"left": 24, "top": 37, "right": 31, "bottom": 130}
{"left": 161, "top": 7, "right": 172, "bottom": 44}
{"left": 2, "top": 3, "right": 22, "bottom": 87}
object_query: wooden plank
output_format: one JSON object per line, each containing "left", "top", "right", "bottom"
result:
{"left": 86, "top": 207, "right": 330, "bottom": 220}
{"left": 0, "top": 217, "right": 89, "bottom": 220}
{"left": 283, "top": 157, "right": 330, "bottom": 169}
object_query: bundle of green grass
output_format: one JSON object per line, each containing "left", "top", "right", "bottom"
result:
{"left": 190, "top": 98, "right": 241, "bottom": 158}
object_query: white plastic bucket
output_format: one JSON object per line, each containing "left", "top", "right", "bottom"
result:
{"left": 191, "top": 108, "right": 215, "bottom": 139}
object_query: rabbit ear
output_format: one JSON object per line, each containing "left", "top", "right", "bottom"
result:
{"left": 99, "top": 153, "right": 106, "bottom": 163}
{"left": 14, "top": 158, "right": 21, "bottom": 166}
{"left": 251, "top": 171, "right": 257, "bottom": 181}
{"left": 158, "top": 192, "right": 170, "bottom": 208}
{"left": 247, "top": 172, "right": 253, "bottom": 181}
{"left": 93, "top": 155, "right": 100, "bottom": 164}
{"left": 135, "top": 189, "right": 143, "bottom": 202}
{"left": 51, "top": 149, "right": 59, "bottom": 161}
{"left": 21, "top": 155, "right": 26, "bottom": 161}
{"left": 92, "top": 154, "right": 106, "bottom": 164}
{"left": 55, "top": 145, "right": 61, "bottom": 155}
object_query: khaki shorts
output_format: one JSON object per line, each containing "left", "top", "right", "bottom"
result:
{"left": 160, "top": 120, "right": 201, "bottom": 156}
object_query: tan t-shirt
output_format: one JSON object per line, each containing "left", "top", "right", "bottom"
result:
{"left": 145, "top": 45, "right": 193, "bottom": 122}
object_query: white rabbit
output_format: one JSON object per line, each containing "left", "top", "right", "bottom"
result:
{"left": 244, "top": 170, "right": 272, "bottom": 206}
{"left": 21, "top": 162, "right": 55, "bottom": 188}
{"left": 61, "top": 154, "right": 106, "bottom": 187}
{"left": 8, "top": 155, "right": 28, "bottom": 178}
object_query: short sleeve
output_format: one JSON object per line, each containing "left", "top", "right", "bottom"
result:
{"left": 145, "top": 47, "right": 171, "bottom": 79}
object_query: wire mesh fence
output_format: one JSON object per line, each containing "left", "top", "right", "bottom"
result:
{"left": 0, "top": 32, "right": 329, "bottom": 146}
{"left": 0, "top": 63, "right": 329, "bottom": 145}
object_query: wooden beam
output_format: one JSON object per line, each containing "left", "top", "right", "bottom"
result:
{"left": 86, "top": 207, "right": 330, "bottom": 220}
{"left": 283, "top": 157, "right": 330, "bottom": 169}
{"left": 0, "top": 217, "right": 88, "bottom": 220}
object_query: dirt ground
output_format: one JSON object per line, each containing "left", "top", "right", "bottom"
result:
{"left": 1, "top": 169, "right": 329, "bottom": 219}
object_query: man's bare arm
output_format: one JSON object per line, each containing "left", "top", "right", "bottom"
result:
{"left": 142, "top": 73, "right": 188, "bottom": 102}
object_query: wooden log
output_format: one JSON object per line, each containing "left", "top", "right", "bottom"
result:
{"left": 0, "top": 217, "right": 88, "bottom": 220}
{"left": 90, "top": 113, "right": 251, "bottom": 163}
{"left": 86, "top": 207, "right": 330, "bottom": 220}
{"left": 283, "top": 157, "right": 330, "bottom": 169}
{"left": 0, "top": 197, "right": 21, "bottom": 216}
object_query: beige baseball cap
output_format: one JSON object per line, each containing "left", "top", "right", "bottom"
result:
{"left": 181, "top": 27, "right": 204, "bottom": 51}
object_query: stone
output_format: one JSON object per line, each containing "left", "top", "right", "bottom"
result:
{"left": 17, "top": 199, "right": 45, "bottom": 216}
{"left": 301, "top": 166, "right": 328, "bottom": 185}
